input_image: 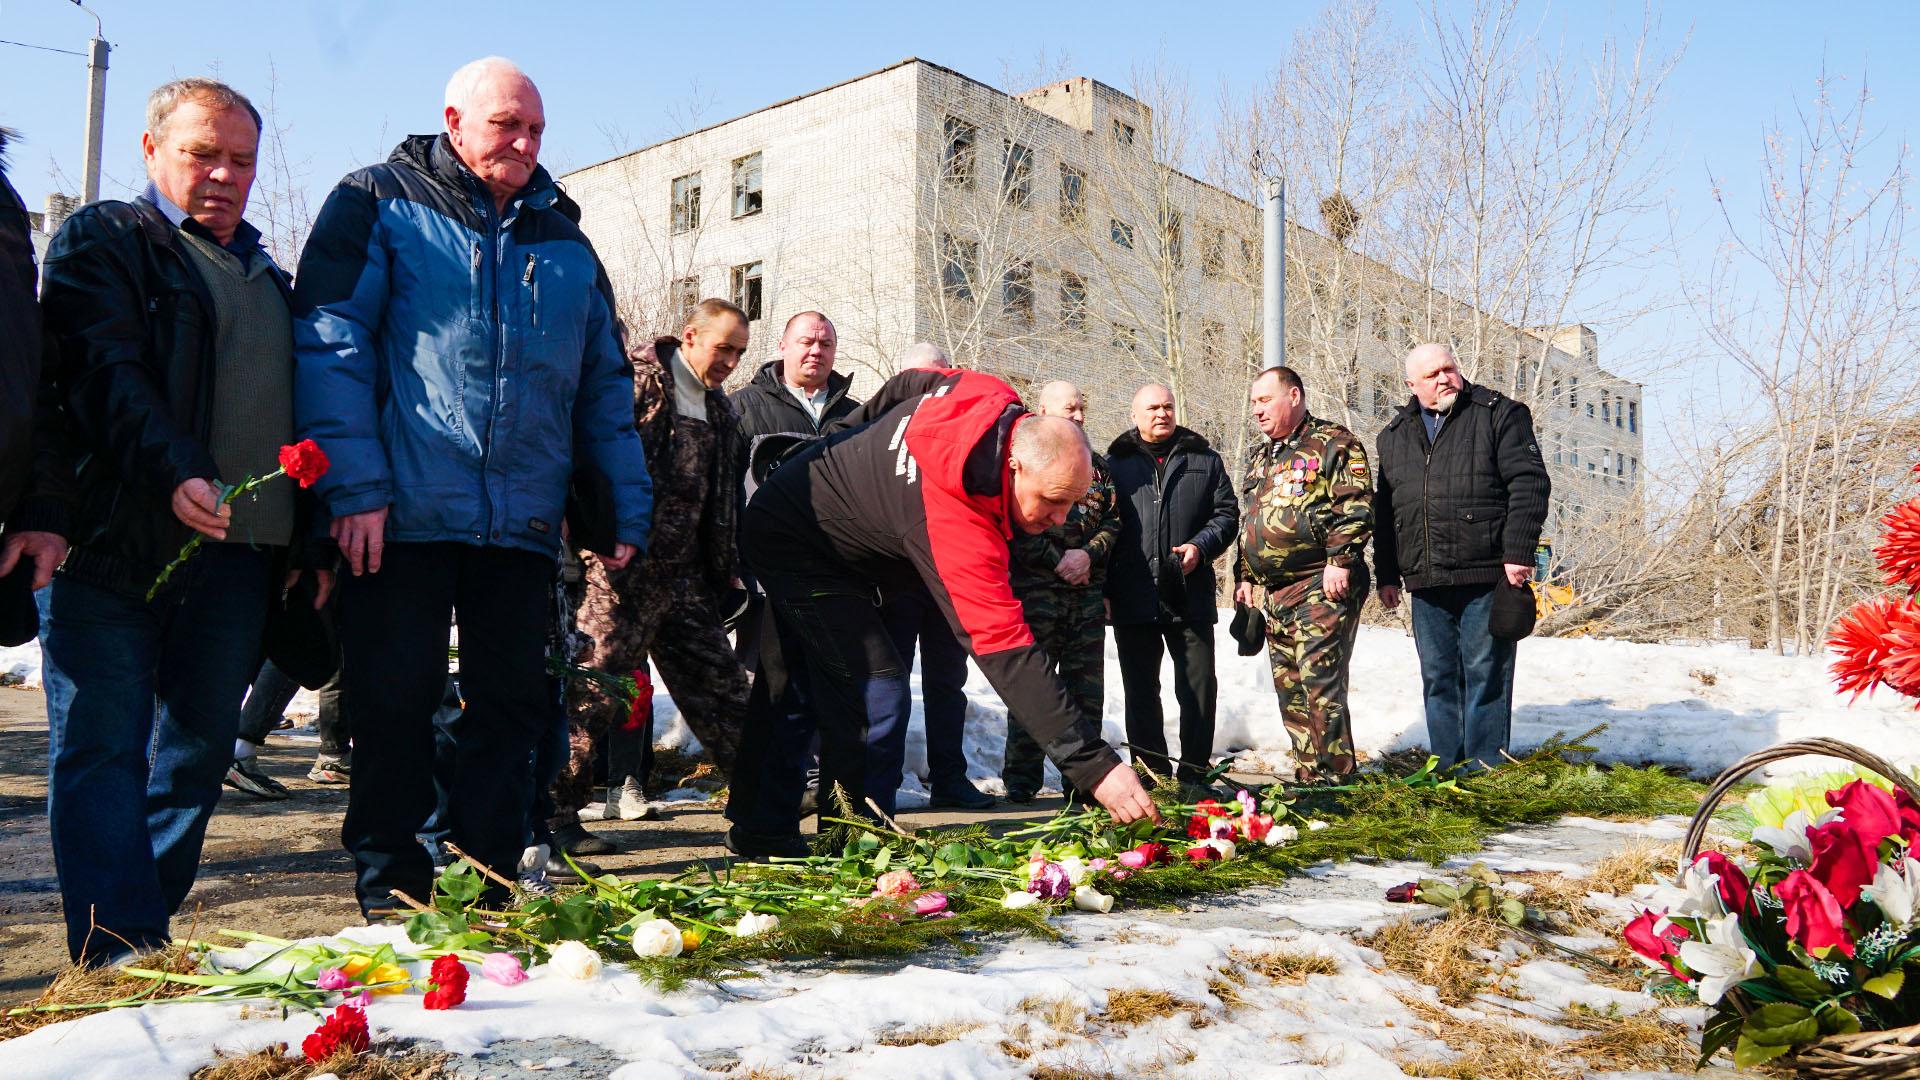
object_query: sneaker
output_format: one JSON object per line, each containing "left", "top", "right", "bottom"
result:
{"left": 614, "top": 776, "right": 659, "bottom": 821}
{"left": 552, "top": 821, "right": 617, "bottom": 857}
{"left": 928, "top": 781, "right": 997, "bottom": 811}
{"left": 224, "top": 757, "right": 290, "bottom": 800}
{"left": 724, "top": 826, "right": 810, "bottom": 862}
{"left": 516, "top": 867, "right": 557, "bottom": 897}
{"left": 307, "top": 755, "right": 350, "bottom": 784}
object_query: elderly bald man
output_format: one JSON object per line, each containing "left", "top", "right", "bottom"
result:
{"left": 1372, "top": 343, "right": 1550, "bottom": 774}
{"left": 295, "top": 56, "right": 652, "bottom": 914}
{"left": 1002, "top": 381, "right": 1120, "bottom": 802}
{"left": 726, "top": 368, "right": 1157, "bottom": 858}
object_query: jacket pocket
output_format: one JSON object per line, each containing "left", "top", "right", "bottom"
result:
{"left": 1458, "top": 504, "right": 1506, "bottom": 564}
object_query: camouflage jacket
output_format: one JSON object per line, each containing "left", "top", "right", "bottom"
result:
{"left": 626, "top": 336, "right": 739, "bottom": 593}
{"left": 1010, "top": 451, "right": 1120, "bottom": 593}
{"left": 1234, "top": 413, "right": 1373, "bottom": 586}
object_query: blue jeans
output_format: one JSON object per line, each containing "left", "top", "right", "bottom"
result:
{"left": 1408, "top": 583, "right": 1517, "bottom": 772}
{"left": 39, "top": 544, "right": 273, "bottom": 962}
{"left": 880, "top": 590, "right": 972, "bottom": 793}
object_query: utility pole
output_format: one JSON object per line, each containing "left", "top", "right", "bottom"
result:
{"left": 1261, "top": 176, "right": 1284, "bottom": 371}
{"left": 76, "top": 2, "right": 109, "bottom": 205}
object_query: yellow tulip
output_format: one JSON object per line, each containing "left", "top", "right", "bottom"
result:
{"left": 366, "top": 963, "right": 411, "bottom": 994}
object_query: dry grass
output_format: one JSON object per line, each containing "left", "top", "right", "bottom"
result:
{"left": 1233, "top": 944, "right": 1341, "bottom": 985}
{"left": 1099, "top": 988, "right": 1206, "bottom": 1026}
{"left": 877, "top": 1020, "right": 983, "bottom": 1047}
{"left": 1395, "top": 993, "right": 1701, "bottom": 1079}
{"left": 1205, "top": 974, "right": 1247, "bottom": 1009}
{"left": 1, "top": 941, "right": 204, "bottom": 1041}
{"left": 1397, "top": 995, "right": 1557, "bottom": 1080}
{"left": 191, "top": 1043, "right": 448, "bottom": 1080}
{"left": 1362, "top": 911, "right": 1503, "bottom": 1006}
{"left": 1029, "top": 1067, "right": 1122, "bottom": 1080}
{"left": 1583, "top": 841, "right": 1685, "bottom": 896}
{"left": 1019, "top": 995, "right": 1088, "bottom": 1034}
{"left": 1559, "top": 1004, "right": 1702, "bottom": 1072}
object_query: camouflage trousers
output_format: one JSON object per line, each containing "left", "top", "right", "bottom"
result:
{"left": 1005, "top": 586, "right": 1105, "bottom": 794}
{"left": 1261, "top": 568, "right": 1368, "bottom": 780}
{"left": 550, "top": 560, "right": 748, "bottom": 824}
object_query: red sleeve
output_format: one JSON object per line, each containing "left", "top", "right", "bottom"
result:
{"left": 917, "top": 483, "right": 1031, "bottom": 655}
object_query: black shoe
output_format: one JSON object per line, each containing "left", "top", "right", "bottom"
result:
{"left": 1004, "top": 786, "right": 1037, "bottom": 804}
{"left": 724, "top": 826, "right": 809, "bottom": 861}
{"left": 544, "top": 852, "right": 603, "bottom": 881}
{"left": 928, "top": 782, "right": 997, "bottom": 810}
{"left": 552, "top": 821, "right": 617, "bottom": 857}
{"left": 224, "top": 757, "right": 291, "bottom": 800}
{"left": 798, "top": 783, "right": 819, "bottom": 818}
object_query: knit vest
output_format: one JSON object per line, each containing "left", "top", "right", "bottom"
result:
{"left": 175, "top": 231, "right": 296, "bottom": 547}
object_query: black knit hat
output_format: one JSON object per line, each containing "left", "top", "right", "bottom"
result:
{"left": 1488, "top": 580, "right": 1537, "bottom": 641}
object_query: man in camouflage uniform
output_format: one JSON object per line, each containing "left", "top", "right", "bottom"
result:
{"left": 1233, "top": 367, "right": 1373, "bottom": 782}
{"left": 549, "top": 299, "right": 752, "bottom": 856}
{"left": 1005, "top": 381, "right": 1120, "bottom": 802}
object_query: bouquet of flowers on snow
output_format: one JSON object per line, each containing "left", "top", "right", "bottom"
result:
{"left": 1623, "top": 775, "right": 1920, "bottom": 1068}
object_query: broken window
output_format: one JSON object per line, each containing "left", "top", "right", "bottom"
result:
{"left": 671, "top": 173, "right": 701, "bottom": 234}
{"left": 1060, "top": 270, "right": 1088, "bottom": 331}
{"left": 673, "top": 275, "right": 700, "bottom": 319}
{"left": 729, "top": 261, "right": 763, "bottom": 321}
{"left": 1200, "top": 226, "right": 1225, "bottom": 278}
{"left": 1110, "top": 218, "right": 1134, "bottom": 249}
{"left": 731, "top": 152, "right": 763, "bottom": 218}
{"left": 1158, "top": 204, "right": 1182, "bottom": 267}
{"left": 1112, "top": 119, "right": 1135, "bottom": 146}
{"left": 1003, "top": 141, "right": 1034, "bottom": 207}
{"left": 1002, "top": 260, "right": 1034, "bottom": 318}
{"left": 939, "top": 232, "right": 977, "bottom": 302}
{"left": 1111, "top": 323, "right": 1140, "bottom": 353}
{"left": 1200, "top": 318, "right": 1224, "bottom": 361}
{"left": 942, "top": 116, "right": 976, "bottom": 189}
{"left": 1059, "top": 164, "right": 1085, "bottom": 224}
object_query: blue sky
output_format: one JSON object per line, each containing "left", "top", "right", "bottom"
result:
{"left": 3, "top": 0, "right": 1917, "bottom": 457}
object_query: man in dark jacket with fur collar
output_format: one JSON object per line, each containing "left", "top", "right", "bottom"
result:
{"left": 1373, "top": 344, "right": 1550, "bottom": 773}
{"left": 1105, "top": 383, "right": 1238, "bottom": 788}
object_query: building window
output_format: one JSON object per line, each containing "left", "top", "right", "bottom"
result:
{"left": 1551, "top": 376, "right": 1562, "bottom": 405}
{"left": 1371, "top": 304, "right": 1391, "bottom": 342}
{"left": 1629, "top": 401, "right": 1638, "bottom": 433}
{"left": 942, "top": 116, "right": 976, "bottom": 189}
{"left": 1059, "top": 164, "right": 1085, "bottom": 224}
{"left": 731, "top": 152, "right": 763, "bottom": 218}
{"left": 1630, "top": 456, "right": 1638, "bottom": 480}
{"left": 1601, "top": 391, "right": 1610, "bottom": 425}
{"left": 1158, "top": 205, "right": 1182, "bottom": 267}
{"left": 1240, "top": 236, "right": 1258, "bottom": 275}
{"left": 1059, "top": 270, "right": 1088, "bottom": 331}
{"left": 1112, "top": 119, "right": 1135, "bottom": 146}
{"left": 1201, "top": 226, "right": 1225, "bottom": 278}
{"left": 1586, "top": 401, "right": 1595, "bottom": 419}
{"left": 1615, "top": 399, "right": 1625, "bottom": 428}
{"left": 1110, "top": 218, "right": 1134, "bottom": 249}
{"left": 1111, "top": 323, "right": 1140, "bottom": 353}
{"left": 1344, "top": 375, "right": 1361, "bottom": 411}
{"left": 1568, "top": 376, "right": 1579, "bottom": 410}
{"left": 1552, "top": 435, "right": 1563, "bottom": 465}
{"left": 670, "top": 173, "right": 701, "bottom": 234}
{"left": 1339, "top": 304, "right": 1359, "bottom": 334}
{"left": 672, "top": 276, "right": 700, "bottom": 318}
{"left": 1003, "top": 141, "right": 1034, "bottom": 207}
{"left": 1002, "top": 260, "right": 1034, "bottom": 318}
{"left": 1373, "top": 373, "right": 1394, "bottom": 418}
{"left": 729, "top": 261, "right": 763, "bottom": 321}
{"left": 1199, "top": 318, "right": 1224, "bottom": 360}
{"left": 1570, "top": 437, "right": 1579, "bottom": 466}
{"left": 939, "top": 233, "right": 977, "bottom": 302}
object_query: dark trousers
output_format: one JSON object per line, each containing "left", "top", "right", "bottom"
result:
{"left": 1112, "top": 621, "right": 1217, "bottom": 785}
{"left": 1005, "top": 586, "right": 1105, "bottom": 795}
{"left": 38, "top": 544, "right": 274, "bottom": 962}
{"left": 879, "top": 590, "right": 971, "bottom": 793}
{"left": 728, "top": 583, "right": 912, "bottom": 839}
{"left": 338, "top": 542, "right": 551, "bottom": 913}
{"left": 1409, "top": 583, "right": 1516, "bottom": 772}
{"left": 238, "top": 661, "right": 349, "bottom": 756}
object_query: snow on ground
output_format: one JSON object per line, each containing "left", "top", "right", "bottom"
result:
{"left": 0, "top": 818, "right": 1709, "bottom": 1080}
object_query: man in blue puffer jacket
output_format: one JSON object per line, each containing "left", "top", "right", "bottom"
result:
{"left": 293, "top": 56, "right": 651, "bottom": 915}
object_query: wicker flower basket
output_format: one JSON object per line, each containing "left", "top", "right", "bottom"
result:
{"left": 1684, "top": 738, "right": 1920, "bottom": 1079}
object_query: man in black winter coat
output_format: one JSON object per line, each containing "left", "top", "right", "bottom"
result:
{"left": 728, "top": 311, "right": 860, "bottom": 452}
{"left": 0, "top": 127, "right": 46, "bottom": 539}
{"left": 1373, "top": 344, "right": 1550, "bottom": 773}
{"left": 1105, "top": 383, "right": 1239, "bottom": 787}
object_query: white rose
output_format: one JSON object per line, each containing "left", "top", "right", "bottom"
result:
{"left": 732, "top": 913, "right": 781, "bottom": 937}
{"left": 1265, "top": 824, "right": 1299, "bottom": 848}
{"left": 548, "top": 940, "right": 604, "bottom": 980}
{"left": 1002, "top": 891, "right": 1041, "bottom": 910}
{"left": 630, "top": 918, "right": 685, "bottom": 958}
{"left": 1072, "top": 886, "right": 1114, "bottom": 913}
{"left": 1058, "top": 856, "right": 1088, "bottom": 886}
{"left": 1206, "top": 838, "right": 1238, "bottom": 861}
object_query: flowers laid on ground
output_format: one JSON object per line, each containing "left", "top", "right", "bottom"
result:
{"left": 1622, "top": 776, "right": 1920, "bottom": 1067}
{"left": 301, "top": 999, "right": 370, "bottom": 1062}
{"left": 422, "top": 955, "right": 468, "bottom": 1010}
{"left": 147, "top": 440, "right": 331, "bottom": 600}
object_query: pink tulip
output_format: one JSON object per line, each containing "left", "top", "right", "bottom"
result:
{"left": 316, "top": 967, "right": 351, "bottom": 991}
{"left": 480, "top": 952, "right": 527, "bottom": 986}
{"left": 913, "top": 892, "right": 949, "bottom": 917}
{"left": 1118, "top": 850, "right": 1150, "bottom": 869}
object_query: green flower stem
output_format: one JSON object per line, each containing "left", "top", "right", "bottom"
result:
{"left": 145, "top": 466, "right": 290, "bottom": 601}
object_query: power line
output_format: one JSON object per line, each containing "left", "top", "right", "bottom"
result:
{"left": 0, "top": 37, "right": 88, "bottom": 57}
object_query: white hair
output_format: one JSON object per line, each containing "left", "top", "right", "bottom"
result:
{"left": 897, "top": 342, "right": 951, "bottom": 370}
{"left": 445, "top": 57, "right": 533, "bottom": 114}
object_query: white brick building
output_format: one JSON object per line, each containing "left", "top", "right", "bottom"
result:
{"left": 561, "top": 58, "right": 1643, "bottom": 555}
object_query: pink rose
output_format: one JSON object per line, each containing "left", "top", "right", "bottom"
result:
{"left": 480, "top": 952, "right": 527, "bottom": 986}
{"left": 316, "top": 967, "right": 351, "bottom": 991}
{"left": 1778, "top": 869, "right": 1856, "bottom": 958}
{"left": 913, "top": 892, "right": 949, "bottom": 917}
{"left": 1118, "top": 850, "right": 1150, "bottom": 869}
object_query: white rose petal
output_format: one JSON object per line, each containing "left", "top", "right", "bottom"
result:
{"left": 630, "top": 918, "right": 685, "bottom": 958}
{"left": 1265, "top": 824, "right": 1299, "bottom": 848}
{"left": 548, "top": 940, "right": 604, "bottom": 980}
{"left": 1205, "top": 838, "right": 1238, "bottom": 861}
{"left": 1058, "top": 856, "right": 1088, "bottom": 886}
{"left": 732, "top": 913, "right": 781, "bottom": 937}
{"left": 1002, "top": 891, "right": 1041, "bottom": 910}
{"left": 1072, "top": 886, "right": 1114, "bottom": 913}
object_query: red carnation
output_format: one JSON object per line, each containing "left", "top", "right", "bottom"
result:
{"left": 302, "top": 1001, "right": 371, "bottom": 1062}
{"left": 620, "top": 668, "right": 653, "bottom": 733}
{"left": 277, "top": 439, "right": 330, "bottom": 489}
{"left": 423, "top": 954, "right": 468, "bottom": 1010}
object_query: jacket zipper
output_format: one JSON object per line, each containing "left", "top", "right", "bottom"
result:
{"left": 523, "top": 253, "right": 538, "bottom": 328}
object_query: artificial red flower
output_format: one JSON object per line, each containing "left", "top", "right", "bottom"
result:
{"left": 422, "top": 954, "right": 468, "bottom": 1010}
{"left": 1623, "top": 909, "right": 1689, "bottom": 977}
{"left": 1827, "top": 780, "right": 1904, "bottom": 849}
{"left": 1695, "top": 851, "right": 1753, "bottom": 914}
{"left": 1186, "top": 844, "right": 1222, "bottom": 864}
{"left": 1777, "top": 870, "right": 1855, "bottom": 958}
{"left": 1385, "top": 882, "right": 1419, "bottom": 903}
{"left": 277, "top": 439, "right": 330, "bottom": 489}
{"left": 302, "top": 1001, "right": 371, "bottom": 1062}
{"left": 1829, "top": 597, "right": 1920, "bottom": 705}
{"left": 1895, "top": 789, "right": 1920, "bottom": 848}
{"left": 1807, "top": 816, "right": 1880, "bottom": 908}
{"left": 621, "top": 668, "right": 653, "bottom": 733}
{"left": 1129, "top": 842, "right": 1170, "bottom": 865}
{"left": 1877, "top": 500, "right": 1920, "bottom": 594}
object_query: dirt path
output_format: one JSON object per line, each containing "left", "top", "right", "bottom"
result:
{"left": 0, "top": 686, "right": 1066, "bottom": 1000}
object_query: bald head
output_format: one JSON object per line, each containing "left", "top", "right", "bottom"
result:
{"left": 1130, "top": 382, "right": 1176, "bottom": 442}
{"left": 1008, "top": 414, "right": 1094, "bottom": 534}
{"left": 1404, "top": 343, "right": 1465, "bottom": 412}
{"left": 1034, "top": 380, "right": 1086, "bottom": 426}
{"left": 898, "top": 342, "right": 951, "bottom": 370}
{"left": 443, "top": 57, "right": 543, "bottom": 211}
